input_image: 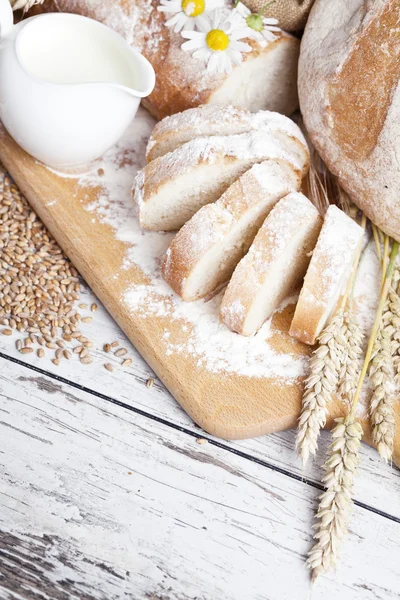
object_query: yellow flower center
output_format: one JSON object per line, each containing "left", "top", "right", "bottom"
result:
{"left": 181, "top": 0, "right": 205, "bottom": 17}
{"left": 205, "top": 29, "right": 230, "bottom": 51}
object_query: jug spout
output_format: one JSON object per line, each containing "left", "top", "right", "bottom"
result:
{"left": 116, "top": 47, "right": 156, "bottom": 99}
{"left": 0, "top": 0, "right": 13, "bottom": 38}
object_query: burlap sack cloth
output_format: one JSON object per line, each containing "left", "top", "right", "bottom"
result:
{"left": 242, "top": 0, "right": 315, "bottom": 31}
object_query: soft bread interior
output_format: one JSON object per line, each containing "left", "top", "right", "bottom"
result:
{"left": 241, "top": 218, "right": 320, "bottom": 336}
{"left": 289, "top": 205, "right": 364, "bottom": 345}
{"left": 184, "top": 202, "right": 275, "bottom": 300}
{"left": 138, "top": 130, "right": 306, "bottom": 231}
{"left": 179, "top": 164, "right": 299, "bottom": 300}
{"left": 140, "top": 160, "right": 251, "bottom": 231}
{"left": 209, "top": 38, "right": 299, "bottom": 115}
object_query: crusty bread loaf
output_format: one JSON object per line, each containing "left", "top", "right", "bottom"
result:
{"left": 162, "top": 160, "right": 300, "bottom": 300}
{"left": 134, "top": 129, "right": 308, "bottom": 231}
{"left": 146, "top": 105, "right": 309, "bottom": 163}
{"left": 43, "top": 0, "right": 300, "bottom": 119}
{"left": 289, "top": 205, "right": 364, "bottom": 345}
{"left": 299, "top": 0, "right": 400, "bottom": 241}
{"left": 220, "top": 192, "right": 322, "bottom": 336}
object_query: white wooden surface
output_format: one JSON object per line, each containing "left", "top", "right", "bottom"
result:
{"left": 0, "top": 276, "right": 400, "bottom": 600}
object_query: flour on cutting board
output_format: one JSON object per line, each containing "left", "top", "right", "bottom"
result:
{"left": 60, "top": 108, "right": 380, "bottom": 390}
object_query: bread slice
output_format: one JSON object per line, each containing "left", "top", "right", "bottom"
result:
{"left": 220, "top": 192, "right": 322, "bottom": 336}
{"left": 146, "top": 105, "right": 309, "bottom": 165}
{"left": 289, "top": 205, "right": 364, "bottom": 345}
{"left": 162, "top": 160, "right": 301, "bottom": 301}
{"left": 134, "top": 130, "right": 307, "bottom": 232}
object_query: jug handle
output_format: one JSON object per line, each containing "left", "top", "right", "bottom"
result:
{"left": 0, "top": 0, "right": 13, "bottom": 38}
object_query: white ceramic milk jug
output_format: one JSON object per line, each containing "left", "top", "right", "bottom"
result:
{"left": 0, "top": 0, "right": 155, "bottom": 167}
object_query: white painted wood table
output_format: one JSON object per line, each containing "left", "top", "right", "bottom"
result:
{"left": 1, "top": 275, "right": 400, "bottom": 600}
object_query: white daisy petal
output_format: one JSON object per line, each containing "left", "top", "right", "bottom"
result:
{"left": 230, "top": 26, "right": 252, "bottom": 40}
{"left": 181, "top": 37, "right": 205, "bottom": 50}
{"left": 221, "top": 52, "right": 232, "bottom": 73}
{"left": 230, "top": 39, "right": 252, "bottom": 52}
{"left": 158, "top": 0, "right": 181, "bottom": 11}
{"left": 206, "top": 0, "right": 225, "bottom": 9}
{"left": 262, "top": 30, "right": 277, "bottom": 42}
{"left": 234, "top": 2, "right": 250, "bottom": 17}
{"left": 207, "top": 51, "right": 220, "bottom": 72}
{"left": 180, "top": 7, "right": 253, "bottom": 74}
{"left": 194, "top": 13, "right": 211, "bottom": 31}
{"left": 193, "top": 47, "right": 212, "bottom": 60}
{"left": 164, "top": 12, "right": 181, "bottom": 30}
{"left": 263, "top": 17, "right": 279, "bottom": 26}
{"left": 181, "top": 28, "right": 206, "bottom": 39}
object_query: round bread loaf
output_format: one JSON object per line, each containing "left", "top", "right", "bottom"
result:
{"left": 298, "top": 0, "right": 400, "bottom": 241}
{"left": 42, "top": 0, "right": 300, "bottom": 119}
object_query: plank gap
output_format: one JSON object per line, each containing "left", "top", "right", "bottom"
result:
{"left": 1, "top": 350, "right": 399, "bottom": 525}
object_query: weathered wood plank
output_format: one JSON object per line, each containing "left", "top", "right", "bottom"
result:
{"left": 0, "top": 358, "right": 400, "bottom": 599}
{"left": 0, "top": 310, "right": 399, "bottom": 522}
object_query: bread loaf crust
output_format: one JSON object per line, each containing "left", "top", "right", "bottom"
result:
{"left": 289, "top": 206, "right": 364, "bottom": 345}
{"left": 146, "top": 105, "right": 309, "bottom": 162}
{"left": 48, "top": 0, "right": 300, "bottom": 119}
{"left": 299, "top": 0, "right": 400, "bottom": 240}
{"left": 134, "top": 128, "right": 307, "bottom": 230}
{"left": 162, "top": 160, "right": 300, "bottom": 300}
{"left": 220, "top": 192, "right": 322, "bottom": 336}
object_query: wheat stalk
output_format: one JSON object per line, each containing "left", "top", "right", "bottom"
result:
{"left": 306, "top": 143, "right": 354, "bottom": 217}
{"left": 307, "top": 415, "right": 363, "bottom": 581}
{"left": 296, "top": 309, "right": 346, "bottom": 467}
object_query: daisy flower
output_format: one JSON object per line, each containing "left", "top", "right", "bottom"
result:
{"left": 158, "top": 0, "right": 224, "bottom": 33}
{"left": 232, "top": 1, "right": 280, "bottom": 43}
{"left": 181, "top": 9, "right": 252, "bottom": 74}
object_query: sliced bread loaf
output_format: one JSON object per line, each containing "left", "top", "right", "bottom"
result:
{"left": 162, "top": 160, "right": 300, "bottom": 301}
{"left": 289, "top": 205, "right": 364, "bottom": 345}
{"left": 220, "top": 192, "right": 322, "bottom": 336}
{"left": 146, "top": 105, "right": 309, "bottom": 165}
{"left": 134, "top": 130, "right": 307, "bottom": 232}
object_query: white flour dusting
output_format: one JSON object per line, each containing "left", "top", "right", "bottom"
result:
{"left": 51, "top": 108, "right": 382, "bottom": 396}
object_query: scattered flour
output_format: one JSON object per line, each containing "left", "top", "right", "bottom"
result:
{"left": 50, "top": 108, "right": 383, "bottom": 399}
{"left": 55, "top": 108, "right": 310, "bottom": 380}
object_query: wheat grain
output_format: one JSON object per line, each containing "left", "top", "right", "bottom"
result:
{"left": 369, "top": 316, "right": 396, "bottom": 462}
{"left": 368, "top": 267, "right": 400, "bottom": 462}
{"left": 307, "top": 415, "right": 363, "bottom": 580}
{"left": 386, "top": 268, "right": 400, "bottom": 382}
{"left": 0, "top": 168, "right": 95, "bottom": 363}
{"left": 296, "top": 309, "right": 347, "bottom": 467}
{"left": 338, "top": 311, "right": 364, "bottom": 401}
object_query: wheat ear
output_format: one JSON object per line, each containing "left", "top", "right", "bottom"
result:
{"left": 308, "top": 238, "right": 399, "bottom": 581}
{"left": 369, "top": 266, "right": 400, "bottom": 461}
{"left": 387, "top": 269, "right": 400, "bottom": 382}
{"left": 296, "top": 309, "right": 346, "bottom": 467}
{"left": 307, "top": 415, "right": 363, "bottom": 581}
{"left": 338, "top": 310, "right": 364, "bottom": 401}
{"left": 369, "top": 321, "right": 396, "bottom": 462}
{"left": 296, "top": 215, "right": 366, "bottom": 467}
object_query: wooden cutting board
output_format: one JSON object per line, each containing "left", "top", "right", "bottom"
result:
{"left": 1, "top": 110, "right": 399, "bottom": 466}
